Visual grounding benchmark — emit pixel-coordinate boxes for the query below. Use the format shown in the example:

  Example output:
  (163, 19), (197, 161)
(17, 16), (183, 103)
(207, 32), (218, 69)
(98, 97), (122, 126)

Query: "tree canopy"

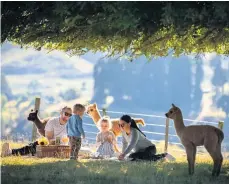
(1, 1), (229, 58)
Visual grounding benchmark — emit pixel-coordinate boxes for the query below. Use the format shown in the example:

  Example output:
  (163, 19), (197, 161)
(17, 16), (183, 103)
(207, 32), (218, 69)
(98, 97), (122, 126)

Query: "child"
(66, 104), (86, 160)
(95, 116), (118, 158)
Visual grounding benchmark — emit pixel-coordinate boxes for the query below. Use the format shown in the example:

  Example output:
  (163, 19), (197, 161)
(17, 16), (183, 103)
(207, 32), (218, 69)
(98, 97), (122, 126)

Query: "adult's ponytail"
(130, 119), (146, 137)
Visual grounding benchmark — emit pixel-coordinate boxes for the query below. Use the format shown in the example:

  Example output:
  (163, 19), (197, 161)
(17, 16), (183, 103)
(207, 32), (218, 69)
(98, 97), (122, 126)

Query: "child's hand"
(118, 153), (125, 160)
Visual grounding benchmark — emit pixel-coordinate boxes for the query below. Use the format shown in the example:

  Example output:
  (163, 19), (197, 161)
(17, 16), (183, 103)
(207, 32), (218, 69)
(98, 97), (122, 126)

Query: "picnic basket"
(36, 145), (70, 158)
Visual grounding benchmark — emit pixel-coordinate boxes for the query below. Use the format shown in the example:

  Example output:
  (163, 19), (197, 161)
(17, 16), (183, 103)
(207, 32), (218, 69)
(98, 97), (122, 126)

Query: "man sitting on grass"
(1, 106), (72, 157)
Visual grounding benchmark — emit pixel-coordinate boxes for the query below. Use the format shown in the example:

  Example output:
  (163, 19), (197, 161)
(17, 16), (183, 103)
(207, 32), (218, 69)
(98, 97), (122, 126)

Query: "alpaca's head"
(27, 109), (38, 121)
(86, 103), (99, 117)
(165, 104), (181, 120)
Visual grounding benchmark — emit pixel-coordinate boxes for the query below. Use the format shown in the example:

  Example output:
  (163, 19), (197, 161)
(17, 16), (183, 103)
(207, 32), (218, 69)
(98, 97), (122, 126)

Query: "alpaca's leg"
(192, 146), (197, 173)
(185, 145), (195, 175)
(208, 151), (219, 176)
(204, 138), (219, 176)
(215, 144), (223, 176)
(216, 153), (223, 176)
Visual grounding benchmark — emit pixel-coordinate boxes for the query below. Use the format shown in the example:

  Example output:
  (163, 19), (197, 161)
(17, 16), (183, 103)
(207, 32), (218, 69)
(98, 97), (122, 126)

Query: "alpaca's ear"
(35, 110), (38, 113)
(172, 103), (176, 108)
(93, 103), (97, 107)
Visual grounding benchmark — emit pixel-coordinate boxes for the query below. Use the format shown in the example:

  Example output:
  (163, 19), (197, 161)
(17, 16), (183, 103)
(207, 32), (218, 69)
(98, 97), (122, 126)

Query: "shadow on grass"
(1, 159), (229, 184)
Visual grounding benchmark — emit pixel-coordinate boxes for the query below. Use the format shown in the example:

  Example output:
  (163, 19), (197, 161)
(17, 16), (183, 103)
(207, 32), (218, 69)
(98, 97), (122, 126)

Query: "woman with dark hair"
(118, 115), (167, 161)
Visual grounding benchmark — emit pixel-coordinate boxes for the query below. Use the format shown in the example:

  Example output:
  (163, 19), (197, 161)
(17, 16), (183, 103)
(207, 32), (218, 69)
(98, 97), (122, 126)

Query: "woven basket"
(36, 145), (70, 158)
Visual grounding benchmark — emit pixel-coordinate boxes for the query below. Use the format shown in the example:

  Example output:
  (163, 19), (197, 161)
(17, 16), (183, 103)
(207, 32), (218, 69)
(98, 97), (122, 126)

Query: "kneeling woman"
(118, 115), (167, 161)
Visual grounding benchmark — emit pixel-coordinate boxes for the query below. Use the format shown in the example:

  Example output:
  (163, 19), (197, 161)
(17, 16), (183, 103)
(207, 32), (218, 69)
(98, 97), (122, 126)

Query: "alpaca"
(86, 103), (145, 137)
(165, 104), (224, 176)
(27, 109), (51, 136)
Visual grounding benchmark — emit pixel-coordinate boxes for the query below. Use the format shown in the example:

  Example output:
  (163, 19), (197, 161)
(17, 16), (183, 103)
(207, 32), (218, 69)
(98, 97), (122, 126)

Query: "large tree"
(1, 1), (229, 58)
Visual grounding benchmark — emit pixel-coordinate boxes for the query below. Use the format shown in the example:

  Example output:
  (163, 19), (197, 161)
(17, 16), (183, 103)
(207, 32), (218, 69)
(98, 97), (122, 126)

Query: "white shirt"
(45, 117), (67, 139)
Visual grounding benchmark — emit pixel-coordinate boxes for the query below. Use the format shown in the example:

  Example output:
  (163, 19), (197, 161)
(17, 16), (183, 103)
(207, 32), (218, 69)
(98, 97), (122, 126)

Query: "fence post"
(102, 108), (107, 116)
(218, 121), (224, 130)
(32, 97), (40, 141)
(164, 118), (170, 153)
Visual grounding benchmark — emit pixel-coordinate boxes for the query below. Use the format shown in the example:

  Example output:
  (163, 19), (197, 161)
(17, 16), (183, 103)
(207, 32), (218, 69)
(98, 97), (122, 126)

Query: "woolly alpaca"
(165, 104), (224, 176)
(86, 103), (145, 137)
(27, 109), (51, 136)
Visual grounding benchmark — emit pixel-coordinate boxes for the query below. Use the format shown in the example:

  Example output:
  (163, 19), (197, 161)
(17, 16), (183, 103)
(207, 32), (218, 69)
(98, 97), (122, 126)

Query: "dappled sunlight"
(1, 156), (64, 166)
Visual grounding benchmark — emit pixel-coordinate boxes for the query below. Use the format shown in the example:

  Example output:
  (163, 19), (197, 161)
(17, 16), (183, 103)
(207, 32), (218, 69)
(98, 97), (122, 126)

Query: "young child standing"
(95, 116), (118, 158)
(67, 104), (86, 160)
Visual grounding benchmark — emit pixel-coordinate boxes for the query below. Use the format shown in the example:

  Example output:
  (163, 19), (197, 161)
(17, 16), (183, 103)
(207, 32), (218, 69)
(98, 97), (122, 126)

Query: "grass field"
(1, 142), (229, 184)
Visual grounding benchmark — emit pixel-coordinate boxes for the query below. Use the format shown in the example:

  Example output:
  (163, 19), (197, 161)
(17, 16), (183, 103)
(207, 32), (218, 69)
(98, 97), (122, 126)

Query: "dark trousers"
(69, 136), (81, 160)
(129, 145), (167, 161)
(11, 141), (39, 156)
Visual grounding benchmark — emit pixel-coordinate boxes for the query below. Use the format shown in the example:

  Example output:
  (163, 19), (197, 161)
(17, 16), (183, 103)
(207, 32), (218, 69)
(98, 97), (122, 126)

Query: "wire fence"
(81, 108), (228, 157)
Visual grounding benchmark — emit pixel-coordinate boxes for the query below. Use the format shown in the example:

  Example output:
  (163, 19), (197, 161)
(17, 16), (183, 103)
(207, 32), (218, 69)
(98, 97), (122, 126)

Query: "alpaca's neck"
(173, 112), (185, 135)
(91, 110), (102, 125)
(34, 115), (44, 129)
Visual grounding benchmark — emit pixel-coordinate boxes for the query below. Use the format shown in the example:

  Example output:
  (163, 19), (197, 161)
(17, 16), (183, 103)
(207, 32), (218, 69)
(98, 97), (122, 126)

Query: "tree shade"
(1, 1), (229, 58)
